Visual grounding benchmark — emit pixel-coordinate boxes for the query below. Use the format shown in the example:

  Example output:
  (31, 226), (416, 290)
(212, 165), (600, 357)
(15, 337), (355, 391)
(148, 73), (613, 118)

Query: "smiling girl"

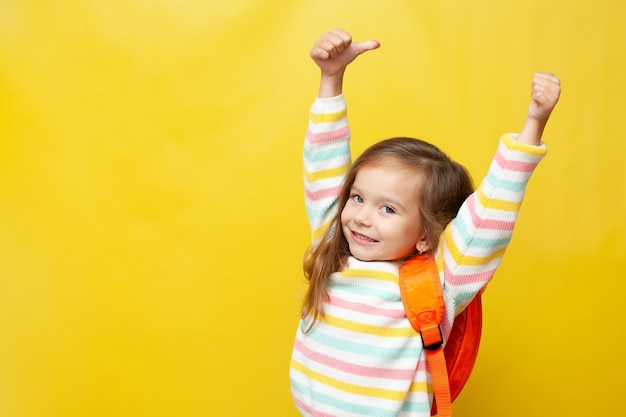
(290, 29), (560, 417)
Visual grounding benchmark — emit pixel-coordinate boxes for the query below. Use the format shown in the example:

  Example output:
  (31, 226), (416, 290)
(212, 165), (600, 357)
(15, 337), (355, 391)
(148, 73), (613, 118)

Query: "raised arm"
(438, 72), (560, 332)
(515, 72), (561, 146)
(303, 29), (380, 241)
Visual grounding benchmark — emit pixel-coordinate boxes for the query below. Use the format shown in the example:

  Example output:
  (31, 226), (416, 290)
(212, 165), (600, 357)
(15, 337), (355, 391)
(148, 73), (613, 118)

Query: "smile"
(351, 231), (378, 243)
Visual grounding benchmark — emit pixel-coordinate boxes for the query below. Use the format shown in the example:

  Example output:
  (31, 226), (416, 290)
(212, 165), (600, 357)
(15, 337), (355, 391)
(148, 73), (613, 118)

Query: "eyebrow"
(350, 184), (408, 213)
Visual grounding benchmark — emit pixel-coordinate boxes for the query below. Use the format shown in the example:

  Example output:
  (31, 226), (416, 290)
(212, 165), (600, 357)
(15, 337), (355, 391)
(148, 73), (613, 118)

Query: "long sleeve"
(303, 95), (351, 242)
(437, 134), (548, 333)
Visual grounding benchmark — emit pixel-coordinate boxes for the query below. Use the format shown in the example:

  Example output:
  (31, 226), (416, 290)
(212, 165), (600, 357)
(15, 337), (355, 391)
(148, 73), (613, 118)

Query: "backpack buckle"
(420, 324), (443, 351)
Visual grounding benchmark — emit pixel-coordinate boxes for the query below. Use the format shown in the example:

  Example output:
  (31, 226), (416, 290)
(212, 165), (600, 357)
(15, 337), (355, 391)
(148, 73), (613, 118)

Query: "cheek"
(340, 205), (350, 224)
(398, 220), (422, 242)
(409, 225), (424, 245)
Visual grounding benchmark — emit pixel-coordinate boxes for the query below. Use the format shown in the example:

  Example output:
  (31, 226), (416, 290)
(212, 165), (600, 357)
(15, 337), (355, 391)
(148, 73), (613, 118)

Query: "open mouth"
(352, 231), (378, 243)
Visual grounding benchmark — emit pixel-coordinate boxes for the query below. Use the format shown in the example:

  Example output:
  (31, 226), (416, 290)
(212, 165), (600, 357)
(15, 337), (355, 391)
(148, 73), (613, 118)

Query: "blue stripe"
(306, 204), (335, 221)
(453, 214), (511, 249)
(290, 379), (400, 417)
(304, 142), (350, 163)
(302, 320), (421, 359)
(401, 399), (432, 414)
(485, 170), (525, 192)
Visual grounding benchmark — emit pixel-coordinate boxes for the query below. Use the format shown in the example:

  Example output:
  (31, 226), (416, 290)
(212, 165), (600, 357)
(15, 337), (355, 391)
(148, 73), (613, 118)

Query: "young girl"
(290, 29), (560, 417)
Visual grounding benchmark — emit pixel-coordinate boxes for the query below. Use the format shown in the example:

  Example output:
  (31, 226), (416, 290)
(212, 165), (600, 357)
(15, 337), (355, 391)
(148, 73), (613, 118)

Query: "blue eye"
(352, 195), (363, 203)
(383, 206), (395, 214)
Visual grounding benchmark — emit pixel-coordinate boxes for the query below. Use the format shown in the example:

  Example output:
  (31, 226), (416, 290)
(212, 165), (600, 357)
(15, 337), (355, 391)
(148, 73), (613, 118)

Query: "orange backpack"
(399, 254), (483, 417)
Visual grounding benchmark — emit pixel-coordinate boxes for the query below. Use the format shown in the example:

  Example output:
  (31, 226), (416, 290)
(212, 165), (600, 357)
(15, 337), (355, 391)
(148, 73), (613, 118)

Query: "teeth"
(355, 232), (376, 242)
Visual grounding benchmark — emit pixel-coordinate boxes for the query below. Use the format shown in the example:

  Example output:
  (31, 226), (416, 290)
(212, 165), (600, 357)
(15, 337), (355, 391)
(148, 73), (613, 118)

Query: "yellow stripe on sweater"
(443, 231), (506, 266)
(475, 187), (522, 212)
(339, 269), (398, 283)
(501, 133), (548, 157)
(304, 163), (350, 183)
(408, 380), (430, 394)
(320, 315), (416, 338)
(310, 109), (347, 124)
(312, 218), (334, 241)
(291, 360), (425, 400)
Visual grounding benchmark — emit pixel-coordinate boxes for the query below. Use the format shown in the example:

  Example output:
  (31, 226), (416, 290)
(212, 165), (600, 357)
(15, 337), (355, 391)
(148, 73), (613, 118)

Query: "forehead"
(352, 163), (422, 203)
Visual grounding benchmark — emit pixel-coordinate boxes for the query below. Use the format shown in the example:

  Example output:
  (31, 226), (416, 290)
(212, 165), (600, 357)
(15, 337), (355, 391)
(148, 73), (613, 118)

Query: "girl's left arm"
(439, 136), (548, 305)
(439, 72), (560, 320)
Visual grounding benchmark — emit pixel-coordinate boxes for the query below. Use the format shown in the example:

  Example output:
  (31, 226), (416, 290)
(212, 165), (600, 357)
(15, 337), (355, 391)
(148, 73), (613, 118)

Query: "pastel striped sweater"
(290, 94), (547, 417)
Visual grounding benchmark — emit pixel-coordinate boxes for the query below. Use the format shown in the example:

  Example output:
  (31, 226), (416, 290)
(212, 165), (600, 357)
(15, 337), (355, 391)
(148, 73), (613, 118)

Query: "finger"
(324, 33), (352, 58)
(310, 31), (345, 59)
(328, 28), (353, 47)
(351, 39), (381, 56)
(532, 83), (558, 100)
(533, 72), (561, 88)
(310, 45), (330, 60)
(310, 39), (342, 59)
(324, 39), (344, 58)
(310, 39), (342, 60)
(531, 83), (560, 109)
(532, 72), (560, 95)
(533, 71), (559, 80)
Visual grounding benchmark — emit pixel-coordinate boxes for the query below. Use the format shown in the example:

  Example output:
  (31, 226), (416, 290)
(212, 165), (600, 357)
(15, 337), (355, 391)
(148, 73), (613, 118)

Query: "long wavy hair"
(301, 137), (474, 327)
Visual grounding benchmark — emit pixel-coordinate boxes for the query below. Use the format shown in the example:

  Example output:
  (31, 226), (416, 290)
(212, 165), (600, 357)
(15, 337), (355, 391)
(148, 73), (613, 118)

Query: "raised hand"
(515, 72), (561, 146)
(310, 29), (380, 77)
(528, 72), (561, 124)
(310, 29), (380, 97)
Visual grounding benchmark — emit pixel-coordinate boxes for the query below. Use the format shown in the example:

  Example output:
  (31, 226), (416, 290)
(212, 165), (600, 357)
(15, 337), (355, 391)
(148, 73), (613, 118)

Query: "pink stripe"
(444, 262), (495, 287)
(305, 185), (342, 201)
(294, 339), (415, 380)
(495, 148), (538, 172)
(307, 126), (350, 144)
(466, 197), (515, 230)
(293, 397), (336, 417)
(328, 295), (406, 319)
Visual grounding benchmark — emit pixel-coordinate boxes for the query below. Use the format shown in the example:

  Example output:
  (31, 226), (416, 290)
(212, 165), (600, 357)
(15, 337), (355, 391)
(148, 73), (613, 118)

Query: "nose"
(354, 205), (372, 226)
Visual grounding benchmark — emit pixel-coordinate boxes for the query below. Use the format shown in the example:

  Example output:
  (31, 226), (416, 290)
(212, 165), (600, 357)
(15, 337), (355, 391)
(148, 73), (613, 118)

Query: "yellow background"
(1, 1), (624, 416)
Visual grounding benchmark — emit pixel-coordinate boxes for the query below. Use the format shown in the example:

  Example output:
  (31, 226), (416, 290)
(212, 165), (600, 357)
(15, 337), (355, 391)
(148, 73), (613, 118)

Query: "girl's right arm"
(304, 95), (350, 241)
(304, 30), (380, 241)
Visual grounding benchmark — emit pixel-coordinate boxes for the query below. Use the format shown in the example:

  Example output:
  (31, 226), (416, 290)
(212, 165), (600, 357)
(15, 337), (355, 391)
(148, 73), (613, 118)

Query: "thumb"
(351, 39), (381, 56)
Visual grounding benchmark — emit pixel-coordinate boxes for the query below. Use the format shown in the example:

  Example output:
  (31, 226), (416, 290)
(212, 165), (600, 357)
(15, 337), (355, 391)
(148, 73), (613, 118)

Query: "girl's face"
(341, 163), (426, 262)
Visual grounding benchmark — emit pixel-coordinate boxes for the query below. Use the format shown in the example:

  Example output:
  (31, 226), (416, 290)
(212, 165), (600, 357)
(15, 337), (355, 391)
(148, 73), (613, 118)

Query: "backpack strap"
(399, 254), (452, 417)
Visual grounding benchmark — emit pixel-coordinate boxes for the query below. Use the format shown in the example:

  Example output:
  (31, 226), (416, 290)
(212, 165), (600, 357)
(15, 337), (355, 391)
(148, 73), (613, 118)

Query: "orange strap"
(399, 255), (452, 417)
(425, 345), (451, 417)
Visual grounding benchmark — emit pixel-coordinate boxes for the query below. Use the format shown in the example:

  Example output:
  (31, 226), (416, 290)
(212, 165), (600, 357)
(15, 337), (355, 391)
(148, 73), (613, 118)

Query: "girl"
(290, 29), (560, 417)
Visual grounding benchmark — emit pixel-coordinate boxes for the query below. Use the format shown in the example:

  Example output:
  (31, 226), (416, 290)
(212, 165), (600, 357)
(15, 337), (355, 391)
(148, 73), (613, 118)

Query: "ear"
(415, 236), (430, 255)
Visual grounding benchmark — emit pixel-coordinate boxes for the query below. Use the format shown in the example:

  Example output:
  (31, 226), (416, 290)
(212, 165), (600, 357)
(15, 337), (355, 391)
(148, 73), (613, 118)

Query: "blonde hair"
(301, 137), (474, 328)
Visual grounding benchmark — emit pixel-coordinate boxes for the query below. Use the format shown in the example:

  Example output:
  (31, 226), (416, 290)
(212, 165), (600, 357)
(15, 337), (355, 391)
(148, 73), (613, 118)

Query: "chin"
(349, 248), (375, 262)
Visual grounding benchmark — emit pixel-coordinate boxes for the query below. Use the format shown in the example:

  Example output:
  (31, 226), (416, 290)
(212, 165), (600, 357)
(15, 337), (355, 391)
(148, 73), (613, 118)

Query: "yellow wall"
(1, 1), (624, 416)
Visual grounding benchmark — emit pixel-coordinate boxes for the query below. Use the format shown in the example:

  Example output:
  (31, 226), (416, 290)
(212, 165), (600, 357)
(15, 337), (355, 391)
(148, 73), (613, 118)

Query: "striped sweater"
(290, 94), (547, 417)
